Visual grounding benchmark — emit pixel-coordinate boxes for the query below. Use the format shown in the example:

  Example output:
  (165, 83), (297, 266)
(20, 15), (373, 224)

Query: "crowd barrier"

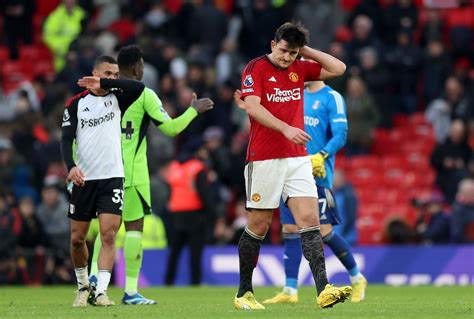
(115, 245), (474, 287)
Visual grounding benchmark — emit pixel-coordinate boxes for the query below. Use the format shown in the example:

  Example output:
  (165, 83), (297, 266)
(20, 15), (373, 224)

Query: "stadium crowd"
(0, 0), (474, 284)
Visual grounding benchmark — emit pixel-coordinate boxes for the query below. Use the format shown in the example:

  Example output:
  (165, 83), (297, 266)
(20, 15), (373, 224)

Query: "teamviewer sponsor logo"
(80, 111), (115, 128)
(266, 88), (301, 103)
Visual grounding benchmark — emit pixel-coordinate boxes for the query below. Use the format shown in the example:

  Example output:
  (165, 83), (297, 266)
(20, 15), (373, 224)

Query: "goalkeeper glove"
(309, 150), (329, 178)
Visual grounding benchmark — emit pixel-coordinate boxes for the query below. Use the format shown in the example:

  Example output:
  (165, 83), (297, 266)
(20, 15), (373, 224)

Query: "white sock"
(282, 287), (298, 296)
(350, 273), (364, 284)
(96, 270), (111, 296)
(74, 266), (89, 290)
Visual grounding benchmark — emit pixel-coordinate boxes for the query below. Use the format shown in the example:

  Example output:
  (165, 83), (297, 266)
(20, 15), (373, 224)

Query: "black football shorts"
(68, 178), (124, 221)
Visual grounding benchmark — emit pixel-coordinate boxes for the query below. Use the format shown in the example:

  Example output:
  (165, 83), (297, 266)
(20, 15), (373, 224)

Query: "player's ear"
(270, 40), (276, 50)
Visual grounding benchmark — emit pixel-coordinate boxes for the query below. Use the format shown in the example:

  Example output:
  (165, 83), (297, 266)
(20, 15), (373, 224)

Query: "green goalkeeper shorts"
(122, 185), (152, 222)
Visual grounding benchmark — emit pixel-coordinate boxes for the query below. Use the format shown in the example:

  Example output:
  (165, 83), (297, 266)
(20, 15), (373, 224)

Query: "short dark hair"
(274, 22), (309, 49)
(94, 55), (117, 68)
(117, 45), (143, 70)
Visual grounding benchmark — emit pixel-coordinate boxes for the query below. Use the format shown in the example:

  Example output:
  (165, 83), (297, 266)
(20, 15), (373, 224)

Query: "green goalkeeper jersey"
(121, 87), (197, 187)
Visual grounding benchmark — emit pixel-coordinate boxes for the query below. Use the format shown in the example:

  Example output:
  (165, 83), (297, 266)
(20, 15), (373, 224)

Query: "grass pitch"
(0, 285), (473, 319)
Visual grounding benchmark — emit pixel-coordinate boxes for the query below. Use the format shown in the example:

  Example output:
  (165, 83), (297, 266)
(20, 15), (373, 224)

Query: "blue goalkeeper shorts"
(280, 186), (341, 225)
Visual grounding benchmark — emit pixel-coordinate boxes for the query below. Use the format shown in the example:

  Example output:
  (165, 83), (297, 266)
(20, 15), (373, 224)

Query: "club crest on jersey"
(104, 100), (113, 107)
(243, 75), (254, 87)
(312, 100), (320, 110)
(289, 72), (298, 82)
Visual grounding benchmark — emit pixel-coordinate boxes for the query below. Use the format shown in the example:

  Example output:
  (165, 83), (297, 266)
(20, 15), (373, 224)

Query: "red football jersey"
(240, 56), (322, 162)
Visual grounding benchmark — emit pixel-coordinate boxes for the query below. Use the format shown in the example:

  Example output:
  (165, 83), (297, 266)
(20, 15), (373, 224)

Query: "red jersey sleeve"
(240, 57), (264, 99)
(303, 60), (322, 82)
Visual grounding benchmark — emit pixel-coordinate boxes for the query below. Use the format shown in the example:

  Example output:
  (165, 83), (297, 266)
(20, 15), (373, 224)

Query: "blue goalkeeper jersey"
(304, 85), (348, 189)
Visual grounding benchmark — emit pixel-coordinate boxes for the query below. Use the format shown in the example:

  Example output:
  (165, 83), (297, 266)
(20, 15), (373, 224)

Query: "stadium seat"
(392, 114), (409, 127)
(0, 46), (10, 62)
(383, 167), (405, 187)
(381, 156), (409, 170)
(1, 61), (34, 92)
(357, 222), (386, 245)
(19, 45), (52, 61)
(358, 203), (385, 218)
(409, 112), (428, 126)
(335, 155), (349, 171)
(346, 168), (381, 188)
(32, 60), (55, 80)
(371, 129), (399, 155)
(404, 170), (436, 188)
(400, 141), (434, 155)
(35, 0), (61, 18)
(405, 151), (431, 170)
(349, 155), (380, 170)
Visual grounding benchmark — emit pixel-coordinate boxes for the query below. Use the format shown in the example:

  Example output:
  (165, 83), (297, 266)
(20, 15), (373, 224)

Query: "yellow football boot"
(351, 276), (368, 302)
(234, 291), (265, 310)
(262, 292), (298, 304)
(316, 284), (352, 308)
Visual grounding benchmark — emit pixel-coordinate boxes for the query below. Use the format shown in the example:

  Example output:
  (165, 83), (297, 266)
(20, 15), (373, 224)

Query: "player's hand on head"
(77, 76), (101, 90)
(282, 125), (311, 145)
(66, 167), (86, 187)
(190, 92), (214, 113)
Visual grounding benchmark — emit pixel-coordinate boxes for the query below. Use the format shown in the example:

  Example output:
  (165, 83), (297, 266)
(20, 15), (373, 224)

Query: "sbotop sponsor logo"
(304, 116), (319, 127)
(266, 88), (301, 103)
(80, 111), (115, 129)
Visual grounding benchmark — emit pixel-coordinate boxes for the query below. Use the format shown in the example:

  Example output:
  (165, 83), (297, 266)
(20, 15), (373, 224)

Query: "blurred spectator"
(55, 51), (88, 94)
(215, 39), (245, 86)
(385, 218), (415, 244)
(0, 189), (21, 283)
(16, 195), (49, 284)
(0, 138), (24, 190)
(188, 0), (227, 58)
(164, 138), (214, 285)
(426, 76), (471, 143)
(16, 195), (49, 251)
(431, 119), (471, 203)
(203, 126), (231, 183)
(208, 82), (236, 136)
(358, 47), (391, 127)
(0, 0), (35, 60)
(229, 197), (248, 244)
(384, 0), (418, 44)
(43, 0), (87, 71)
(144, 0), (170, 36)
(36, 177), (70, 261)
(419, 8), (445, 46)
(107, 5), (136, 45)
(344, 76), (380, 156)
(293, 0), (335, 52)
(422, 40), (452, 104)
(236, 0), (285, 59)
(325, 41), (349, 94)
(345, 14), (384, 68)
(413, 191), (451, 244)
(385, 29), (421, 114)
(332, 168), (358, 246)
(186, 60), (212, 98)
(451, 178), (474, 243)
(94, 0), (124, 29)
(346, 0), (384, 38)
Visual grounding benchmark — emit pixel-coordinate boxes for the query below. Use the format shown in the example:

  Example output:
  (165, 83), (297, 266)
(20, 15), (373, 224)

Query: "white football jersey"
(62, 90), (124, 181)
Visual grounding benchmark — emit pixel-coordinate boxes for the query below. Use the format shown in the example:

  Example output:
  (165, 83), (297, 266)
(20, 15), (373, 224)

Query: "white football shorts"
(244, 156), (317, 209)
